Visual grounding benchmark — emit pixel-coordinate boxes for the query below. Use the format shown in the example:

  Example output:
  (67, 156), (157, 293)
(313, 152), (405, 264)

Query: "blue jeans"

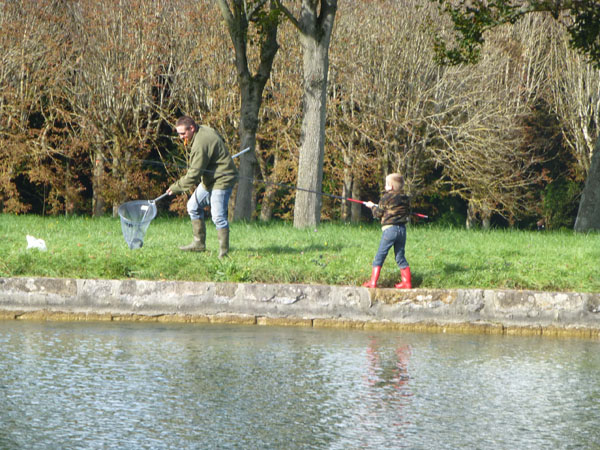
(187, 184), (232, 229)
(373, 224), (409, 268)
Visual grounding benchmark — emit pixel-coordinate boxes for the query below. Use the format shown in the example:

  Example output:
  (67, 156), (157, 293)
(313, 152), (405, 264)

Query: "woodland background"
(1, 0), (599, 229)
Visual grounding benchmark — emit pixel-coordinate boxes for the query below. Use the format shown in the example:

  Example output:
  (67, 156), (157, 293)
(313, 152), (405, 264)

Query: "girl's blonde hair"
(386, 173), (404, 191)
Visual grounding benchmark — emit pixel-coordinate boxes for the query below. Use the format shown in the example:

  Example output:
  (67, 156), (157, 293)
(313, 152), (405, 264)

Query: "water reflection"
(1, 321), (600, 449)
(333, 339), (414, 448)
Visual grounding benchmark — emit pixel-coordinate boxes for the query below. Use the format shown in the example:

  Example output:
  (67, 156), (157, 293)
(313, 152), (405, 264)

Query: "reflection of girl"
(393, 345), (411, 391)
(366, 339), (412, 393)
(363, 339), (413, 442)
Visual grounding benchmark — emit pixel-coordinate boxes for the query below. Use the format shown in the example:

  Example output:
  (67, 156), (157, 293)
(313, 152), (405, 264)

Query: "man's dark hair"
(176, 116), (197, 130)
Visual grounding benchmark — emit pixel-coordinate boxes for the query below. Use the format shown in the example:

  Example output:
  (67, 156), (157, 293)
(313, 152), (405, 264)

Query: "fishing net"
(118, 200), (158, 249)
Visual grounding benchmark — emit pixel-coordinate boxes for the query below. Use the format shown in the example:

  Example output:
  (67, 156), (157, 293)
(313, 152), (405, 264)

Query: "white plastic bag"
(26, 235), (47, 251)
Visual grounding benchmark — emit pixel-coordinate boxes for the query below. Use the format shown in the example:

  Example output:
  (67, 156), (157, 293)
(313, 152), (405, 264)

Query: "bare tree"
(216, 0), (281, 222)
(427, 17), (552, 227)
(329, 0), (443, 215)
(66, 0), (178, 216)
(253, 25), (304, 221)
(431, 0), (600, 230)
(0, 1), (80, 214)
(151, 1), (233, 187)
(547, 22), (600, 175)
(275, 0), (337, 228)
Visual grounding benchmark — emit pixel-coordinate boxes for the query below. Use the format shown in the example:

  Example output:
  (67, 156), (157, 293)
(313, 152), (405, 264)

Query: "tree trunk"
(293, 0), (337, 228)
(92, 151), (105, 217)
(481, 205), (491, 229)
(112, 141), (124, 218)
(260, 182), (277, 222)
(351, 181), (361, 223)
(233, 93), (259, 221)
(293, 41), (327, 227)
(575, 137), (600, 231)
(466, 201), (477, 229)
(257, 147), (277, 222)
(216, 0), (280, 222)
(341, 173), (351, 222)
(341, 150), (352, 222)
(65, 159), (73, 216)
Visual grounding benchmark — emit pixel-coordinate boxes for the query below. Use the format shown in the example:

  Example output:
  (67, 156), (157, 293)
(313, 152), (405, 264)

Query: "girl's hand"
(364, 201), (375, 209)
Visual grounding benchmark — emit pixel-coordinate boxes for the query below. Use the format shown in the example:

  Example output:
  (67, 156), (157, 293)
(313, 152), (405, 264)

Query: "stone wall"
(1, 277), (599, 338)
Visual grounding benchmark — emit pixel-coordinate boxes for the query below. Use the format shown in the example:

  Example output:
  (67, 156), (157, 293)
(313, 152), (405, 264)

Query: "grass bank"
(0, 214), (598, 293)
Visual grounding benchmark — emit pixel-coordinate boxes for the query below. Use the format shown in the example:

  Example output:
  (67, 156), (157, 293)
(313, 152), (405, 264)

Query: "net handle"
(151, 192), (169, 203)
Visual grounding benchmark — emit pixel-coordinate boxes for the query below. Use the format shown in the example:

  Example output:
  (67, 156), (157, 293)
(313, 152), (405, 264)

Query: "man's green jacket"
(169, 126), (238, 194)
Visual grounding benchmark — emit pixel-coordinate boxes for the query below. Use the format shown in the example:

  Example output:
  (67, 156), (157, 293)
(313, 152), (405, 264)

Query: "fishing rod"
(231, 147), (251, 158)
(345, 198), (428, 219)
(212, 175), (429, 219)
(103, 152), (429, 218)
(160, 163), (429, 219)
(96, 147), (251, 171)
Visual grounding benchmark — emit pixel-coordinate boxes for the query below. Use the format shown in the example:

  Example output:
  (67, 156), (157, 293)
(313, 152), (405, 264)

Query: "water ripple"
(0, 322), (599, 449)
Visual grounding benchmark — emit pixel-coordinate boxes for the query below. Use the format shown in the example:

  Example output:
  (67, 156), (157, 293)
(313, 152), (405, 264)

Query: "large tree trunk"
(293, 0), (337, 228)
(293, 39), (327, 227)
(233, 92), (259, 221)
(575, 137), (600, 231)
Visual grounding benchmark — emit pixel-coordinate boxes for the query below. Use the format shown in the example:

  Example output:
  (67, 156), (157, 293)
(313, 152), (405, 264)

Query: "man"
(166, 116), (238, 258)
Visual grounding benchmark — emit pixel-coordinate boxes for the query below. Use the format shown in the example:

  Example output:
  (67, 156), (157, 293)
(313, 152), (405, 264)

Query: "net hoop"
(117, 200), (158, 249)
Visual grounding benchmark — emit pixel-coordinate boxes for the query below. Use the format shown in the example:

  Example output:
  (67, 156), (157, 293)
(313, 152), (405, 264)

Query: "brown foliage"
(0, 0), (593, 228)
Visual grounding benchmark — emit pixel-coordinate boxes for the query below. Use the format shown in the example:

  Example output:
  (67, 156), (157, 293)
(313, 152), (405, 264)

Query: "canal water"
(1, 320), (599, 449)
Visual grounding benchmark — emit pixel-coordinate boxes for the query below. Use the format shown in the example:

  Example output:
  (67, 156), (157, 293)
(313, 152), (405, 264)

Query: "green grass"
(1, 214), (599, 293)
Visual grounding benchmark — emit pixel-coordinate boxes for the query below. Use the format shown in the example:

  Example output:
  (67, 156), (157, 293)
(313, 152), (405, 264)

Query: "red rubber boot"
(362, 266), (381, 288)
(395, 267), (412, 289)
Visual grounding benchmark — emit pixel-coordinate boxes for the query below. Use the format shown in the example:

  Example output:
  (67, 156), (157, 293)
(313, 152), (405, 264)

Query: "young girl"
(363, 173), (412, 289)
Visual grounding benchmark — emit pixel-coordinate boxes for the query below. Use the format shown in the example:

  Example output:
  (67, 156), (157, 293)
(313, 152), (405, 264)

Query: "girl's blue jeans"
(372, 224), (409, 268)
(187, 184), (232, 229)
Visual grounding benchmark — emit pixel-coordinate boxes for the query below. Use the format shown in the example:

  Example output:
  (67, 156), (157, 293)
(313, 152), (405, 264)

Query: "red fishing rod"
(346, 198), (428, 219)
